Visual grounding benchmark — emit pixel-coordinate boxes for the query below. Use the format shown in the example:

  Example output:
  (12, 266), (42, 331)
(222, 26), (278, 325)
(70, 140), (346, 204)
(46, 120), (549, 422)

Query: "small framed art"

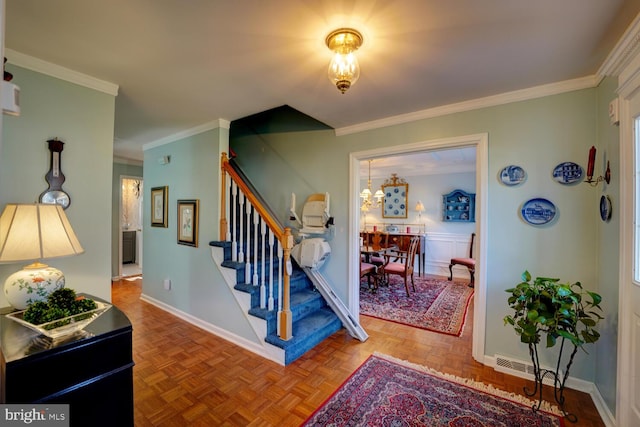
(151, 186), (168, 227)
(177, 199), (199, 247)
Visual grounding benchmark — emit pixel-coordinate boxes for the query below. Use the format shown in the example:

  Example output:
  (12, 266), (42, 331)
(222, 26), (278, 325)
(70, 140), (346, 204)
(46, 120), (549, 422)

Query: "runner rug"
(302, 353), (564, 427)
(360, 275), (473, 336)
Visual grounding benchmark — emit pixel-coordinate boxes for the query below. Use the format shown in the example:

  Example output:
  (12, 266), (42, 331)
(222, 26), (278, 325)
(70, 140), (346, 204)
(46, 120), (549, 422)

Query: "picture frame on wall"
(382, 173), (408, 219)
(177, 199), (199, 247)
(151, 186), (168, 227)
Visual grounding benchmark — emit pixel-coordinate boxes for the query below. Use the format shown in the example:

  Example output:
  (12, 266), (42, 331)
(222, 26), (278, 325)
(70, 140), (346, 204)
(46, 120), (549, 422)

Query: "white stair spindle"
(260, 220), (267, 308)
(268, 229), (275, 311)
(245, 201), (252, 284)
(231, 181), (237, 261)
(252, 208), (259, 286)
(238, 192), (245, 264)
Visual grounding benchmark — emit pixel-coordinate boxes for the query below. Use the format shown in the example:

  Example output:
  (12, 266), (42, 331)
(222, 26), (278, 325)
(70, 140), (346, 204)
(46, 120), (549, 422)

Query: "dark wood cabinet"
(122, 230), (136, 264)
(0, 296), (134, 427)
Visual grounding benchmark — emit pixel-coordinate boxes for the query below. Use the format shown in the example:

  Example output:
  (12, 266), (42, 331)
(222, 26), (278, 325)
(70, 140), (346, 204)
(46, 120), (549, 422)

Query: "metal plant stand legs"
(525, 340), (579, 423)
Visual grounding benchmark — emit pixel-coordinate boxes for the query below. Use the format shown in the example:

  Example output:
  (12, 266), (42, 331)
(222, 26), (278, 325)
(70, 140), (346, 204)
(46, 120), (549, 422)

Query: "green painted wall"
(111, 161), (143, 277)
(0, 65), (116, 304)
(232, 89), (606, 385)
(142, 127), (259, 342)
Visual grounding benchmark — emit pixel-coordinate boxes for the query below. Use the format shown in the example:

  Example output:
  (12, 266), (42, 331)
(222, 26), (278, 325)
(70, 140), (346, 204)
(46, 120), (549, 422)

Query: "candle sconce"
(585, 146), (611, 187)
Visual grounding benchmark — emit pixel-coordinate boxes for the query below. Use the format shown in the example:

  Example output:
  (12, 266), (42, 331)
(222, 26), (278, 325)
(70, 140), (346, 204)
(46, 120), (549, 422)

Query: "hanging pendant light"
(360, 160), (384, 210)
(326, 28), (363, 94)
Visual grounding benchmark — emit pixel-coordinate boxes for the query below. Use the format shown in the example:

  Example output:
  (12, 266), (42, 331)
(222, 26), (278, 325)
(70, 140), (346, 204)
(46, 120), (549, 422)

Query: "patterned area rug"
(360, 275), (473, 336)
(303, 353), (564, 427)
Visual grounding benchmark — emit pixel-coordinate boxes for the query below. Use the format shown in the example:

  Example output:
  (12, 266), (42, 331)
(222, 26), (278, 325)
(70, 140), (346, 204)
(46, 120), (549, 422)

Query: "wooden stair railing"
(220, 152), (293, 340)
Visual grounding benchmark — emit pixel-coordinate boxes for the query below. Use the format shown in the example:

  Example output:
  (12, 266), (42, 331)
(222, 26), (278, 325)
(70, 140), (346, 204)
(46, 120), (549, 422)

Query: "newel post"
(220, 152), (228, 240)
(279, 227), (294, 340)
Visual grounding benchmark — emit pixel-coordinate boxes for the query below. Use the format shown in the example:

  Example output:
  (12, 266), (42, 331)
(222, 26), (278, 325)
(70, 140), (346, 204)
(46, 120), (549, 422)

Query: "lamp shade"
(0, 203), (84, 262)
(415, 201), (425, 212)
(0, 203), (84, 309)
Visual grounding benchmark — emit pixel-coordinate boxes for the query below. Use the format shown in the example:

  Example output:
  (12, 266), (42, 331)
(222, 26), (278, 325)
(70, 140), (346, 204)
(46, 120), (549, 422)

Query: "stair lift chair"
(289, 193), (333, 270)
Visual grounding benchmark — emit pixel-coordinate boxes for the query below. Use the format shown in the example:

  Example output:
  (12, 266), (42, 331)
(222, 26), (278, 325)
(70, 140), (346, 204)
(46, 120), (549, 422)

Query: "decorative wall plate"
(552, 162), (583, 185)
(600, 195), (612, 222)
(521, 198), (556, 225)
(499, 165), (526, 186)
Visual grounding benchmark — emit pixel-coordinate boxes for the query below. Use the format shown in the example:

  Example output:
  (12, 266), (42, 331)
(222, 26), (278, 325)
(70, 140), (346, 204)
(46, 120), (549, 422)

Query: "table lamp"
(415, 201), (425, 232)
(0, 203), (84, 309)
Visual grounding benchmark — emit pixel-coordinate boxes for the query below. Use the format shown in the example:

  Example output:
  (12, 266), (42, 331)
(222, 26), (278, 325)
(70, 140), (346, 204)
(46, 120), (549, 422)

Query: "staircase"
(210, 239), (342, 365)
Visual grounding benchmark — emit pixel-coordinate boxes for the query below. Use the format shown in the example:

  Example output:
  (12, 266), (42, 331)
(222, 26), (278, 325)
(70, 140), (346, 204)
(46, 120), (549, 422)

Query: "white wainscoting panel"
(424, 232), (474, 279)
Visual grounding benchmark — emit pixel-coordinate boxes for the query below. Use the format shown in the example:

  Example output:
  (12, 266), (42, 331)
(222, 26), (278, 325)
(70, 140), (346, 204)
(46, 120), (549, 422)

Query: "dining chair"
(448, 233), (476, 287)
(360, 260), (378, 292)
(381, 236), (420, 296)
(369, 231), (389, 267)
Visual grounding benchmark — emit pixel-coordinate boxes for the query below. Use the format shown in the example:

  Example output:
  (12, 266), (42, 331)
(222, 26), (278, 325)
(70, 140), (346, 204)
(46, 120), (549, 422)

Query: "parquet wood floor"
(112, 277), (605, 426)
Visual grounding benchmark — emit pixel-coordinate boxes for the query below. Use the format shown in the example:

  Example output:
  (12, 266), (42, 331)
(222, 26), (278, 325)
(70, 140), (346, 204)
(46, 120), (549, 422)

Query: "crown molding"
(143, 118), (231, 151)
(4, 48), (119, 96)
(335, 76), (598, 136)
(599, 13), (640, 77)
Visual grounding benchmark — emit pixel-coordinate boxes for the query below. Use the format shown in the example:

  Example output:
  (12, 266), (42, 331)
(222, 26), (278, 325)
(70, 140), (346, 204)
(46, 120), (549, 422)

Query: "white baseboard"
(483, 354), (616, 426)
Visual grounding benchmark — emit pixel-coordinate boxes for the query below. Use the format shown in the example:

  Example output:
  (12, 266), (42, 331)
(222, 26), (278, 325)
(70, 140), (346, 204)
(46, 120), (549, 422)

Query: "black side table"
(0, 294), (134, 427)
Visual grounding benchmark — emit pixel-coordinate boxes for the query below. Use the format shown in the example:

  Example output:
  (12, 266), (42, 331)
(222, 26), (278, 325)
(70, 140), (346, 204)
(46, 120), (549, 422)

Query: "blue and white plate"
(552, 162), (583, 185)
(499, 165), (526, 186)
(521, 198), (556, 225)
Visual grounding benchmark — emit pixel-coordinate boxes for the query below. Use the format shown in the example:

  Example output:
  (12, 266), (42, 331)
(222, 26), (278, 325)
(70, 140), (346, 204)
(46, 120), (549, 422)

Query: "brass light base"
(325, 28), (363, 54)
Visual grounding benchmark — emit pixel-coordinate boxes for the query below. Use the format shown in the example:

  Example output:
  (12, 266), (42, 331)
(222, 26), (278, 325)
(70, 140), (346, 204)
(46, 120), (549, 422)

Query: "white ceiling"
(5, 1), (639, 162)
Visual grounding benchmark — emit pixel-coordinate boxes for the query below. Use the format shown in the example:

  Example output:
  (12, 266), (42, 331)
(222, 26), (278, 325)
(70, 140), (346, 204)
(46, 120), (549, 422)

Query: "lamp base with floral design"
(3, 262), (65, 310)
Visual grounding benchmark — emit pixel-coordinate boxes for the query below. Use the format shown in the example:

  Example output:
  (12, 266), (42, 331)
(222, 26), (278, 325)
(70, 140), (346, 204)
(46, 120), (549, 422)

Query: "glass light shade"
(328, 52), (360, 94)
(0, 203), (84, 309)
(374, 189), (385, 201)
(360, 188), (372, 199)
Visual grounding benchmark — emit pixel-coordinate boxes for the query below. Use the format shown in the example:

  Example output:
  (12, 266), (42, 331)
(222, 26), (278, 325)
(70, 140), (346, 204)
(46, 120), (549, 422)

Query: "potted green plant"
(504, 271), (603, 422)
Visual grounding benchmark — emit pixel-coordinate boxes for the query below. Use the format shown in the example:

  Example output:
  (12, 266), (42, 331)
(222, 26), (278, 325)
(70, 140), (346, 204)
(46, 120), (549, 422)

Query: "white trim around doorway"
(349, 133), (488, 362)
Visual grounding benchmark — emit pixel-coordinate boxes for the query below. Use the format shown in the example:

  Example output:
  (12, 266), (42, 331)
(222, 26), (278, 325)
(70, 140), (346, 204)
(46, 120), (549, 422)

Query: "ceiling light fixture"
(360, 160), (384, 211)
(325, 28), (363, 94)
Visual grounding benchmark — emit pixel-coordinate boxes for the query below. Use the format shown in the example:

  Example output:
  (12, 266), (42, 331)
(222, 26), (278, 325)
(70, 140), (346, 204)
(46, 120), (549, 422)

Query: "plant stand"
(525, 340), (578, 423)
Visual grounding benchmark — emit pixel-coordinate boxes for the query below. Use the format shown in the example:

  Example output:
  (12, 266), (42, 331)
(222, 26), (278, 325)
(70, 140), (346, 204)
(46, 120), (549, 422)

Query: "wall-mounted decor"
(151, 186), (168, 227)
(177, 199), (199, 247)
(382, 173), (408, 219)
(443, 189), (475, 222)
(499, 165), (526, 186)
(584, 146), (611, 187)
(521, 198), (556, 226)
(600, 195), (612, 222)
(39, 138), (71, 209)
(552, 162), (583, 185)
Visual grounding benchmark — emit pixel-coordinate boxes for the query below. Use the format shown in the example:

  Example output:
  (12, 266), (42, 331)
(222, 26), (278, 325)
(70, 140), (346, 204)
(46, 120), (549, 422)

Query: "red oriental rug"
(360, 275), (473, 336)
(302, 353), (564, 427)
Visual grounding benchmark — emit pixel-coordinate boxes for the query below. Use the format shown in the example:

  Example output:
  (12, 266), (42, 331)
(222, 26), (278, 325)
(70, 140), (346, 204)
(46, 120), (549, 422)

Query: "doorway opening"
(350, 133), (488, 362)
(119, 176), (143, 278)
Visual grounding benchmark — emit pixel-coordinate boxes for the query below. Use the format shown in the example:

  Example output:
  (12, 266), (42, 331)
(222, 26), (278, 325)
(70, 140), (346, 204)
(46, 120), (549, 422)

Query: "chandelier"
(360, 160), (384, 211)
(325, 28), (363, 94)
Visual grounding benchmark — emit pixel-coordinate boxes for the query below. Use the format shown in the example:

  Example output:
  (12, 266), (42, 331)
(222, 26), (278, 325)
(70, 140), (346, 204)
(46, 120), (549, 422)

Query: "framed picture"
(151, 186), (168, 227)
(382, 174), (408, 219)
(177, 199), (199, 247)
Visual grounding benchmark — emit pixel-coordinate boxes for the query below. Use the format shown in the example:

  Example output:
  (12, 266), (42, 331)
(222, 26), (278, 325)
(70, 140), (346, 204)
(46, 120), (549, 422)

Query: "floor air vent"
(494, 355), (560, 386)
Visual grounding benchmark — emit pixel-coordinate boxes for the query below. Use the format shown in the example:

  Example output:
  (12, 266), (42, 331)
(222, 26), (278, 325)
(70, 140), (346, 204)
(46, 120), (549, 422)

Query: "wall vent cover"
(494, 354), (561, 386)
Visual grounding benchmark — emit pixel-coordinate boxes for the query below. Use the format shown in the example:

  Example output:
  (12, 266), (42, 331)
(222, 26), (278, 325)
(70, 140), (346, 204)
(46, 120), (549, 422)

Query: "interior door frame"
(118, 174), (143, 279)
(616, 50), (640, 426)
(349, 133), (488, 362)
